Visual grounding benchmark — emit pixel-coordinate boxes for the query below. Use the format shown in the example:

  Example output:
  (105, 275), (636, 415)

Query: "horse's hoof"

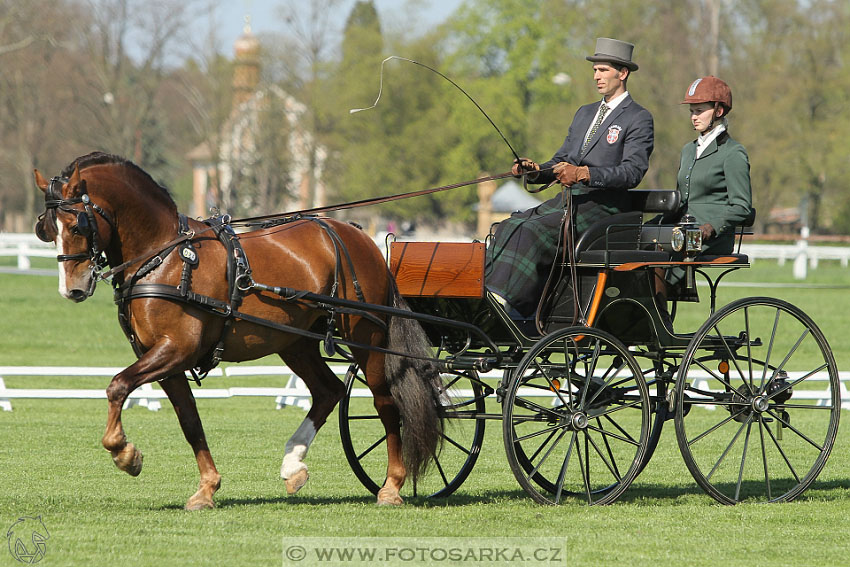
(185, 495), (215, 511)
(285, 469), (309, 495)
(377, 487), (404, 506)
(112, 443), (143, 477)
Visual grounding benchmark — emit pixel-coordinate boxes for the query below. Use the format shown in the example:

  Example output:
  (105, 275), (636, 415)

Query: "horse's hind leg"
(358, 350), (406, 506)
(279, 342), (346, 495)
(159, 375), (221, 510)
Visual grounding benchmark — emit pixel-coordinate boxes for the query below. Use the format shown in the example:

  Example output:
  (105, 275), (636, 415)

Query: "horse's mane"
(62, 152), (175, 208)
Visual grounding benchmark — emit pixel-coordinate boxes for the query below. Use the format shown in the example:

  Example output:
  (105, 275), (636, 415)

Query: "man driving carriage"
(485, 37), (655, 317)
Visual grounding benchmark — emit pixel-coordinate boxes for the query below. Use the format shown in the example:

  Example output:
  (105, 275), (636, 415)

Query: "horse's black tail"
(385, 282), (444, 485)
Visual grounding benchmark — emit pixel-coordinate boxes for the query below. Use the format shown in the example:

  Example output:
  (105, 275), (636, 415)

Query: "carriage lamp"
(671, 215), (703, 261)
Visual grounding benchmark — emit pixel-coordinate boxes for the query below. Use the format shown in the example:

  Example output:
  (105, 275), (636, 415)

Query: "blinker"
(35, 215), (53, 242)
(76, 211), (93, 238)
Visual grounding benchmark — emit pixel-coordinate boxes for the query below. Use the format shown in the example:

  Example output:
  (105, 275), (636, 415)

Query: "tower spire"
(232, 11), (260, 111)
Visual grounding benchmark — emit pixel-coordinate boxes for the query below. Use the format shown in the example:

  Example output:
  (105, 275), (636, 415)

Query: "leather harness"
(113, 214), (378, 382)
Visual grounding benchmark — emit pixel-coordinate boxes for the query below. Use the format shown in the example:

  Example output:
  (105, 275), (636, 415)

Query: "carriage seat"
(577, 195), (756, 267)
(574, 190), (681, 266)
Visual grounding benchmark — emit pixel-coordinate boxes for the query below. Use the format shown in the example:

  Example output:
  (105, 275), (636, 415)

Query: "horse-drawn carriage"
(36, 153), (839, 509)
(341, 188), (840, 506)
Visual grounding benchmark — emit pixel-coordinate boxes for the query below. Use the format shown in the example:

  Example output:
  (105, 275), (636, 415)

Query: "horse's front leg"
(101, 340), (185, 477)
(159, 375), (221, 510)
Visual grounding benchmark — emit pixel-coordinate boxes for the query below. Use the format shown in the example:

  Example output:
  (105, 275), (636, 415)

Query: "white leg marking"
(281, 418), (317, 479)
(55, 226), (68, 297)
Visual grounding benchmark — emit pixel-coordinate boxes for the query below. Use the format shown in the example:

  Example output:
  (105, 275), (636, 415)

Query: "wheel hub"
(570, 411), (589, 430)
(751, 395), (770, 413)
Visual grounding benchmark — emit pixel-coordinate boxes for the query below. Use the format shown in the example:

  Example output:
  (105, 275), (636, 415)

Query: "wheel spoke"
(711, 321), (754, 396)
(778, 403), (833, 410)
(353, 370), (368, 387)
(759, 307), (781, 389)
(531, 428), (570, 485)
(688, 407), (748, 447)
(766, 328), (810, 385)
(341, 364), (486, 499)
(514, 421), (569, 444)
(347, 413), (382, 421)
(735, 421), (753, 501)
(577, 338), (602, 408)
(552, 431), (577, 504)
(761, 415), (802, 483)
(431, 453), (450, 488)
(765, 408), (825, 451)
(587, 422), (640, 447)
(706, 415), (751, 482)
(602, 413), (639, 445)
(592, 398), (644, 419)
(574, 437), (592, 504)
(766, 363), (829, 402)
(676, 298), (837, 504)
(597, 417), (623, 480)
(440, 430), (473, 455)
(527, 428), (560, 462)
(585, 426), (623, 481)
(685, 398), (747, 408)
(513, 395), (565, 420)
(560, 339), (578, 408)
(585, 359), (629, 407)
(532, 359), (572, 409)
(758, 416), (771, 500)
(693, 356), (740, 393)
(356, 434), (388, 461)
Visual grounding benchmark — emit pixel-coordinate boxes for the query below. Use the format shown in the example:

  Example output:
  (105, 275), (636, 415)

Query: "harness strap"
(192, 215), (252, 377)
(313, 217), (367, 303)
(115, 283), (450, 365)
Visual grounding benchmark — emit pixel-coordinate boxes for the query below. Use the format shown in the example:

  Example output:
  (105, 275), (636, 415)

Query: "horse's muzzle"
(67, 289), (90, 303)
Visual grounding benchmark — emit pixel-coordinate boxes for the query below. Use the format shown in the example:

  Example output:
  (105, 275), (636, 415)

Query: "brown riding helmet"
(681, 76), (732, 113)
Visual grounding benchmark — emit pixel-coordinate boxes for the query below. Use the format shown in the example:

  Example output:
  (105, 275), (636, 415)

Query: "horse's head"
(34, 164), (115, 302)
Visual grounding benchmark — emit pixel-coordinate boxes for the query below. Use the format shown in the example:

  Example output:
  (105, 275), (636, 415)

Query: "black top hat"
(586, 37), (638, 71)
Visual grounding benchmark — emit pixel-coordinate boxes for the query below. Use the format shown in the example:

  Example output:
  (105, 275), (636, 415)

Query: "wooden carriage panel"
(390, 242), (485, 298)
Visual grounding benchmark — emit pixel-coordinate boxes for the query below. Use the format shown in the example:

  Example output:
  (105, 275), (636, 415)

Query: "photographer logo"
(6, 516), (49, 564)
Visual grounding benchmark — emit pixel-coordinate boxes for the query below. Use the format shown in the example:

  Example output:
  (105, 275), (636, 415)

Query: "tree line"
(1, 0), (848, 234)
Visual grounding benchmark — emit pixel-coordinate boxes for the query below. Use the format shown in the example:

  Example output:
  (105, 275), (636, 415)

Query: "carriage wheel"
(674, 297), (840, 504)
(338, 363), (486, 498)
(503, 327), (650, 505)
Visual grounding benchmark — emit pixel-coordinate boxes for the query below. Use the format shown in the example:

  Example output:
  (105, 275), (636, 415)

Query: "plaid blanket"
(485, 186), (630, 316)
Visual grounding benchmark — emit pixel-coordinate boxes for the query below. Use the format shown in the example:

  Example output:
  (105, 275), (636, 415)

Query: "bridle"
(36, 175), (117, 290)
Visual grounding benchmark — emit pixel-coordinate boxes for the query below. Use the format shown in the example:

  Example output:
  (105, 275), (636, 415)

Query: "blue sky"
(200, 0), (465, 54)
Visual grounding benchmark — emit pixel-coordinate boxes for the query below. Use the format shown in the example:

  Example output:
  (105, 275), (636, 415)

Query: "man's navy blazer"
(537, 94), (654, 190)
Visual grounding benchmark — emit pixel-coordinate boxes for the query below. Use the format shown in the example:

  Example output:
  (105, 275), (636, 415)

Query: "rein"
(98, 169), (519, 282)
(231, 170), (518, 227)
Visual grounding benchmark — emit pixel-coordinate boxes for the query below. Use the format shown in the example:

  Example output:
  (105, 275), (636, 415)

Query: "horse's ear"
(67, 163), (83, 196)
(34, 169), (49, 193)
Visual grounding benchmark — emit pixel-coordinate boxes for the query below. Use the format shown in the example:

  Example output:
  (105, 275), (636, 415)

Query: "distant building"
(187, 17), (326, 218)
(476, 178), (541, 239)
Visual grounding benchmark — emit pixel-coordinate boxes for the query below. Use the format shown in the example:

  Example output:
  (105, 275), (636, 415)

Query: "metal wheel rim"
(503, 327), (650, 505)
(674, 297), (840, 504)
(339, 363), (487, 498)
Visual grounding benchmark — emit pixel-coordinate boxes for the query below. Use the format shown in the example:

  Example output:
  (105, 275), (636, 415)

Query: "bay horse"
(33, 152), (442, 510)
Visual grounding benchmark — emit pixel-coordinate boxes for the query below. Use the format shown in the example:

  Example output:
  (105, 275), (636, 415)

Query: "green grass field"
(2, 266), (850, 566)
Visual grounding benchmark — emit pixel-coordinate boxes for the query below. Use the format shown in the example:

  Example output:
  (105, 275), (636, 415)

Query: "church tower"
(232, 15), (260, 111)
